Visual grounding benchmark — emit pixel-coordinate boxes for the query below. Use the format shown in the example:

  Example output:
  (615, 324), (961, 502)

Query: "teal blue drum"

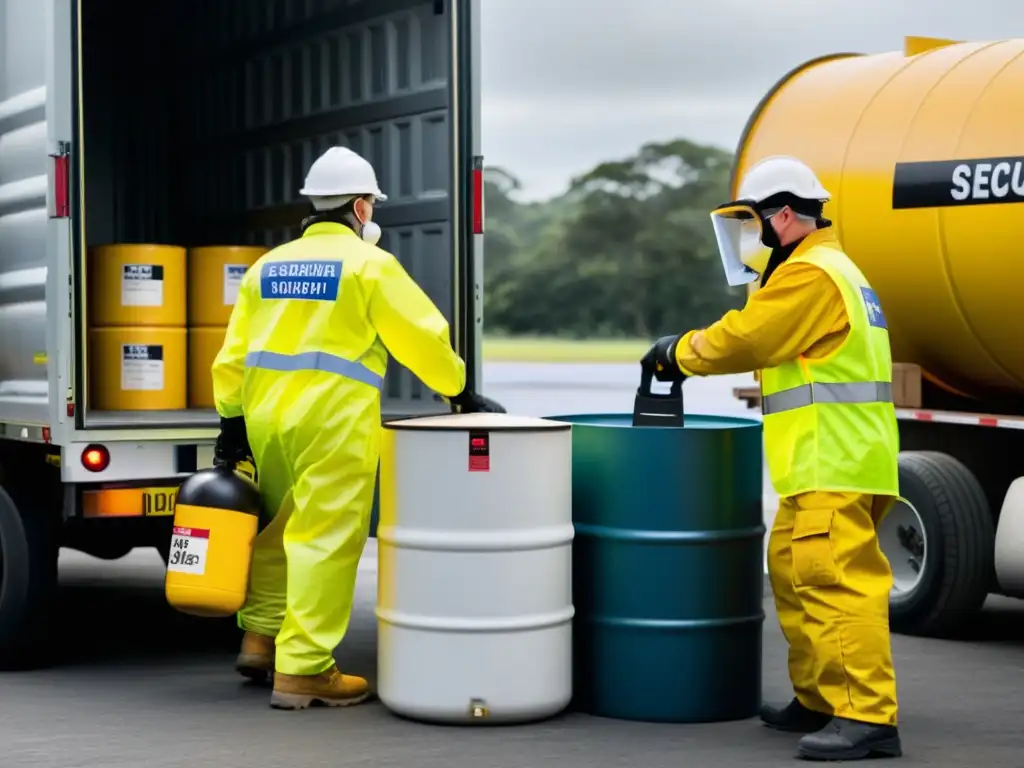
(555, 410), (765, 723)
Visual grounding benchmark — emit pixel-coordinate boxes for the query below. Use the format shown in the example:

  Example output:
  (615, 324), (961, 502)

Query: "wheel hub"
(879, 500), (928, 596)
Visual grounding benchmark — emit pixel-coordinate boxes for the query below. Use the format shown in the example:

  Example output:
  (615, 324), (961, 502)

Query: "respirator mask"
(358, 219), (382, 246)
(301, 197), (383, 246)
(350, 196), (382, 246)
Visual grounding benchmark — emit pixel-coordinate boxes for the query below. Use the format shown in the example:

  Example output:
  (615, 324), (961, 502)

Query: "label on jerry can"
(167, 526), (210, 575)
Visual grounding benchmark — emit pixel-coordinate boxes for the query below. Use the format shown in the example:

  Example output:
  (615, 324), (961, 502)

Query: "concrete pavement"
(5, 367), (1021, 766)
(3, 546), (1024, 768)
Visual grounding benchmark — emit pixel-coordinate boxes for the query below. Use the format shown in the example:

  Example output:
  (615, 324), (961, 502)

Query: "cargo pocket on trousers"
(792, 509), (840, 587)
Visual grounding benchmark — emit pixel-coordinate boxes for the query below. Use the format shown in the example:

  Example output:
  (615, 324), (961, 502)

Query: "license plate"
(82, 486), (178, 519)
(142, 487), (177, 517)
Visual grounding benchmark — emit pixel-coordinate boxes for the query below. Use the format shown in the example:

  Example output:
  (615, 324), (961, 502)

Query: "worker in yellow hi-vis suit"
(640, 156), (901, 762)
(213, 146), (504, 711)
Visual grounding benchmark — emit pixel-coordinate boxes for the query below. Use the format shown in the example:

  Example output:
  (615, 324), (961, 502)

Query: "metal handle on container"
(632, 367), (684, 427)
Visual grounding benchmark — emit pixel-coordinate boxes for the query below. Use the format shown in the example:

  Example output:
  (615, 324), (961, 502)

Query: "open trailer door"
(73, 0), (484, 435)
(448, 0), (485, 406)
(0, 0), (74, 443)
(371, 0), (485, 414)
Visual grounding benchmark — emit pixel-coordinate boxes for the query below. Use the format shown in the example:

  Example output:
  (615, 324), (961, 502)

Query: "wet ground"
(5, 365), (1024, 767)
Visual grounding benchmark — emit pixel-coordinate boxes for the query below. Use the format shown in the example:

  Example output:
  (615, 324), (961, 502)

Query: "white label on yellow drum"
(121, 344), (165, 391)
(167, 526), (209, 575)
(121, 264), (164, 307)
(223, 264), (248, 305)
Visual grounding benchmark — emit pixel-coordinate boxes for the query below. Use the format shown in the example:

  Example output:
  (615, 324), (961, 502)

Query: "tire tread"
(0, 484), (58, 670)
(896, 451), (994, 637)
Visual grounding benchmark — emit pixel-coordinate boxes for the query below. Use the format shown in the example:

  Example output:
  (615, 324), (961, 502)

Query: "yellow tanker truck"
(732, 36), (1024, 638)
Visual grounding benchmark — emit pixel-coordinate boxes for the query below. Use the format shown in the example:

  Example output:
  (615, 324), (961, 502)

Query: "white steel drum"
(377, 413), (574, 724)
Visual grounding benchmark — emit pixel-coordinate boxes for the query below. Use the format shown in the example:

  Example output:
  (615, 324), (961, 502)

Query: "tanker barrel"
(733, 37), (1024, 401)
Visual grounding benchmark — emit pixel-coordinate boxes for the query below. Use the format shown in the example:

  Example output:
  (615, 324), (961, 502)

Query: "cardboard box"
(892, 363), (922, 408)
(733, 386), (762, 410)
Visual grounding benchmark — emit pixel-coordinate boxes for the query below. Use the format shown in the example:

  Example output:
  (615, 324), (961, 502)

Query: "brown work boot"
(270, 666), (372, 710)
(235, 631), (275, 684)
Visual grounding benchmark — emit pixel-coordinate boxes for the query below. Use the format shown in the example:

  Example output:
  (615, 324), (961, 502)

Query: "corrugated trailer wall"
(80, 0), (462, 418)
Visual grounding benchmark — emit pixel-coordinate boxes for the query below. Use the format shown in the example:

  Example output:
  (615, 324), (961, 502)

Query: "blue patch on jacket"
(260, 260), (342, 301)
(860, 287), (887, 329)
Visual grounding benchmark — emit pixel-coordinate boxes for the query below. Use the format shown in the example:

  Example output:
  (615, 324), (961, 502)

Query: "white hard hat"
(709, 156), (830, 288)
(737, 155), (830, 205)
(299, 146), (388, 208)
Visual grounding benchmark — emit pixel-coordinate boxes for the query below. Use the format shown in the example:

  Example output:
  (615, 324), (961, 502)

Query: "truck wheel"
(881, 452), (994, 637)
(0, 486), (58, 669)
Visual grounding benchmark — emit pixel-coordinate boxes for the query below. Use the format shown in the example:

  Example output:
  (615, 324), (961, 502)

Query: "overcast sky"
(479, 0), (1024, 200)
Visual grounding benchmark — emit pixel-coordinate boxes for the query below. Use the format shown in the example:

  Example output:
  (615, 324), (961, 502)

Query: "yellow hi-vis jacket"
(211, 221), (466, 678)
(760, 244), (899, 498)
(212, 221), (466, 418)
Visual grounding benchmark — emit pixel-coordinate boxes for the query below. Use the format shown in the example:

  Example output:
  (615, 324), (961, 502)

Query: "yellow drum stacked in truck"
(88, 244), (187, 410)
(733, 36), (1024, 401)
(187, 246), (266, 408)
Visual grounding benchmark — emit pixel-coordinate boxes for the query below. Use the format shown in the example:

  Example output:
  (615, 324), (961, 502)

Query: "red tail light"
(82, 444), (110, 472)
(472, 156), (484, 235)
(51, 152), (70, 219)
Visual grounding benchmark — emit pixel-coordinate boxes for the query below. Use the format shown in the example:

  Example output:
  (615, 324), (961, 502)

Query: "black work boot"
(797, 717), (902, 761)
(760, 698), (832, 733)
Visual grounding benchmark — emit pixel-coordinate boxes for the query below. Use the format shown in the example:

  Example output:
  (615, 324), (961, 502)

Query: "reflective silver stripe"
(245, 350), (384, 390)
(762, 381), (892, 416)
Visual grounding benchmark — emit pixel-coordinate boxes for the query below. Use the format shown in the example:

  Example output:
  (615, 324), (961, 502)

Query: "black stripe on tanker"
(892, 156), (1024, 209)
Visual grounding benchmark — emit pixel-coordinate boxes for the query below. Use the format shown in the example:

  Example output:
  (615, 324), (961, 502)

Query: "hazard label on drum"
(122, 264), (164, 307)
(223, 264), (249, 306)
(167, 526), (210, 575)
(468, 431), (490, 472)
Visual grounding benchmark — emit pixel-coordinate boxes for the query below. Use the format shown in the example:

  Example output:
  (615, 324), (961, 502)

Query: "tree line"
(482, 138), (745, 339)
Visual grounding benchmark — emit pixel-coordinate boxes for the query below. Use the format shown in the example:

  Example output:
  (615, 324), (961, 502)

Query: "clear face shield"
(709, 202), (773, 287)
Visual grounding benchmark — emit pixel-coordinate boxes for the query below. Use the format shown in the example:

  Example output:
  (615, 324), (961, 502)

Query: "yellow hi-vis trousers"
(767, 491), (900, 726)
(235, 375), (380, 677)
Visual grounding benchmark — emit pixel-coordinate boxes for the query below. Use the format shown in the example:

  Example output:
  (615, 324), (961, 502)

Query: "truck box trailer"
(731, 35), (1024, 638)
(0, 0), (483, 667)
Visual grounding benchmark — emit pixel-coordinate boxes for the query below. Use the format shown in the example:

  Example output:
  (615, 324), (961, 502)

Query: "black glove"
(214, 416), (252, 467)
(449, 389), (507, 414)
(640, 334), (688, 383)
